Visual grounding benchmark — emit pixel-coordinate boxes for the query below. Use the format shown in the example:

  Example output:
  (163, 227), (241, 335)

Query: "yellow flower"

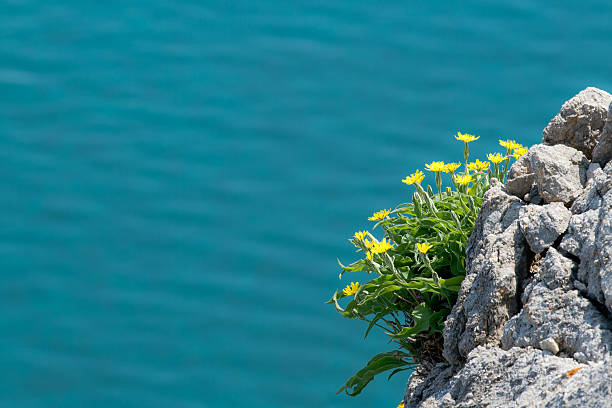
(455, 132), (480, 143)
(371, 238), (394, 254)
(425, 161), (446, 172)
(454, 174), (473, 186)
(354, 231), (368, 241)
(402, 169), (425, 185)
(443, 162), (461, 173)
(368, 209), (390, 221)
(397, 402), (405, 408)
(343, 282), (360, 296)
(466, 159), (490, 172)
(487, 152), (506, 164)
(511, 146), (528, 159)
(499, 139), (521, 150)
(364, 238), (376, 249)
(416, 242), (433, 254)
(366, 251), (373, 260)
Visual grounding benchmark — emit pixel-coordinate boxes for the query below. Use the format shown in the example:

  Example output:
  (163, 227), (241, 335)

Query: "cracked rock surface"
(442, 180), (527, 364)
(591, 100), (612, 166)
(518, 203), (571, 254)
(404, 348), (612, 408)
(542, 86), (612, 159)
(528, 144), (589, 205)
(404, 87), (612, 407)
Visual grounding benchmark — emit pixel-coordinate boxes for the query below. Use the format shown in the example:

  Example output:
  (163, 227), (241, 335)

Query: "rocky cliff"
(403, 87), (612, 407)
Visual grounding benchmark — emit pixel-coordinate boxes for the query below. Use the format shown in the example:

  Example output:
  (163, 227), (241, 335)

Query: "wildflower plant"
(328, 132), (526, 396)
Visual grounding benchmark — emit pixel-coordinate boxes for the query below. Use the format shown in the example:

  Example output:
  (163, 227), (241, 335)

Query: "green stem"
(503, 157), (511, 182)
(416, 183), (437, 214)
(423, 255), (436, 277)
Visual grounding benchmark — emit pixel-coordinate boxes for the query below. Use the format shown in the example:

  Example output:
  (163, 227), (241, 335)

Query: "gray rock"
(545, 357), (612, 408)
(404, 346), (612, 408)
(538, 246), (575, 290)
(403, 363), (455, 408)
(518, 202), (571, 253)
(501, 249), (612, 363)
(559, 209), (599, 256)
(560, 185), (612, 314)
(526, 183), (543, 205)
(592, 101), (612, 166)
(540, 337), (559, 355)
(506, 152), (536, 199)
(529, 144), (588, 204)
(443, 181), (527, 364)
(605, 159), (612, 175)
(543, 87), (612, 159)
(569, 163), (611, 214)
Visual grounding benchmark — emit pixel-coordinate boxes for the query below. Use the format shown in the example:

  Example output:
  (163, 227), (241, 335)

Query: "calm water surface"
(1, 1), (611, 407)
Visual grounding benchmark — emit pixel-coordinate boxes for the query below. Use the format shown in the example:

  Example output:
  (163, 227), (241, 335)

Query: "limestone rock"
(526, 183), (543, 205)
(502, 283), (612, 362)
(543, 87), (612, 159)
(592, 101), (612, 166)
(528, 144), (588, 204)
(538, 246), (575, 291)
(501, 249), (612, 363)
(569, 163), (606, 214)
(545, 357), (612, 408)
(505, 152), (535, 199)
(518, 202), (571, 253)
(404, 347), (612, 408)
(539, 338), (559, 355)
(442, 181), (527, 364)
(403, 363), (455, 408)
(560, 181), (612, 314)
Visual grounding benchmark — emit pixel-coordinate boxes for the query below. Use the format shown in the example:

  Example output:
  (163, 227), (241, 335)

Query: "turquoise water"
(1, 1), (611, 407)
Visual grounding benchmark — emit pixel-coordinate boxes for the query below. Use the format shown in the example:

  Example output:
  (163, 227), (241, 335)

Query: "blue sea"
(1, 1), (611, 407)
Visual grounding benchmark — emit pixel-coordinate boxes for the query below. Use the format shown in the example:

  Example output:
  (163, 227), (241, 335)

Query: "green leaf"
(338, 258), (369, 277)
(439, 275), (464, 292)
(387, 366), (413, 380)
(337, 352), (410, 396)
(364, 311), (386, 339)
(389, 302), (434, 338)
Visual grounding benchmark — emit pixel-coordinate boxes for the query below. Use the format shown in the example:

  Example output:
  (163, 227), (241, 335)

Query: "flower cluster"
(331, 131), (528, 397)
(402, 133), (528, 193)
(360, 133), (528, 269)
(512, 146), (528, 159)
(495, 139), (528, 161)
